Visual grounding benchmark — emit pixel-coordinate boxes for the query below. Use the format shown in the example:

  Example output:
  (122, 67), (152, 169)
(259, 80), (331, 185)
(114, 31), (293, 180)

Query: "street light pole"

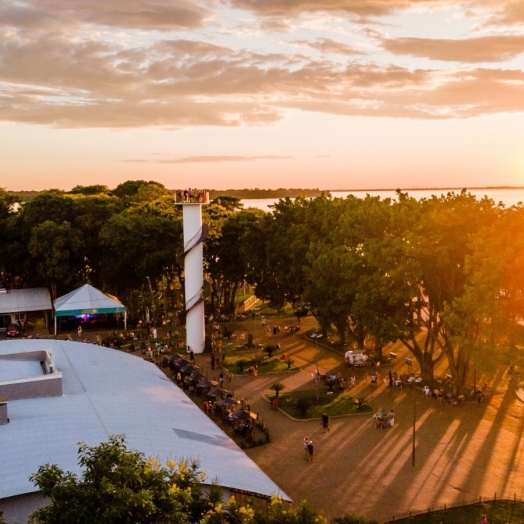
(252, 308), (260, 368)
(412, 381), (416, 466)
(146, 276), (157, 337)
(311, 333), (323, 404)
(412, 379), (423, 467)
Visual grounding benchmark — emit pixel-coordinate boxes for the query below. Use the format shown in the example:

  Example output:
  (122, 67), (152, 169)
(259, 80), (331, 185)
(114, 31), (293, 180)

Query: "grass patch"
(267, 388), (372, 419)
(223, 350), (298, 375)
(392, 500), (524, 523)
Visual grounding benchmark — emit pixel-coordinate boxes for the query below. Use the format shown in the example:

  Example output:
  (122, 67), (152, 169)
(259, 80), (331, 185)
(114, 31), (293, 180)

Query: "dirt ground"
(192, 316), (524, 523)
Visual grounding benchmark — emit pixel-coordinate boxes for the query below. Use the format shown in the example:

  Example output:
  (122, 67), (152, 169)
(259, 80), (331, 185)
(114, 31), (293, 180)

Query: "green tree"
(409, 192), (498, 387)
(0, 188), (17, 287)
(28, 220), (83, 298)
(112, 180), (170, 207)
(69, 185), (111, 195)
(211, 196), (244, 211)
(99, 209), (183, 310)
(29, 435), (336, 524)
(29, 435), (209, 524)
(206, 208), (265, 314)
(445, 205), (524, 390)
(244, 197), (314, 309)
(69, 194), (123, 286)
(269, 382), (285, 398)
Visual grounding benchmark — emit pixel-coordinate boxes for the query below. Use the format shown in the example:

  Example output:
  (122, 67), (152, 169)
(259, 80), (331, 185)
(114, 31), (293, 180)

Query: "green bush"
(296, 397), (312, 416)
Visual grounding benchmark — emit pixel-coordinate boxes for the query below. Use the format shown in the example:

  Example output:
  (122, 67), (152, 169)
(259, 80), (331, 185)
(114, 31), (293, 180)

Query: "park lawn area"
(224, 350), (299, 375)
(267, 388), (372, 419)
(392, 500), (524, 523)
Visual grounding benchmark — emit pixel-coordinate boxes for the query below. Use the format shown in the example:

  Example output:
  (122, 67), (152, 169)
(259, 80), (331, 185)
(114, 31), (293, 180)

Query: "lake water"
(242, 189), (524, 211)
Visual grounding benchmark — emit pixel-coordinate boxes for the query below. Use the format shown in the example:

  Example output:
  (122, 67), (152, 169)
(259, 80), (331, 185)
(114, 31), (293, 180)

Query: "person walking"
(321, 412), (330, 432)
(303, 436), (310, 461)
(480, 515), (488, 524)
(307, 439), (314, 462)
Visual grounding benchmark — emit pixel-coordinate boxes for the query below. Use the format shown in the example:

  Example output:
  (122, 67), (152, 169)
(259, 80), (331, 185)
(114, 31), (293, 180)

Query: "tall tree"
(0, 188), (17, 287)
(28, 220), (83, 298)
(29, 435), (209, 524)
(29, 435), (347, 524)
(99, 207), (183, 318)
(206, 208), (265, 313)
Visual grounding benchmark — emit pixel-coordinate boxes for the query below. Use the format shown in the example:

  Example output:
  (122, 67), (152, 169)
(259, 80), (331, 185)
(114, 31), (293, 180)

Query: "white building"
(0, 340), (288, 523)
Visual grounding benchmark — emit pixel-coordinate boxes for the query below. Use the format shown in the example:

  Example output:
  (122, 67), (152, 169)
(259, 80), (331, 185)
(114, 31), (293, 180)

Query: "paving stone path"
(194, 325), (524, 523)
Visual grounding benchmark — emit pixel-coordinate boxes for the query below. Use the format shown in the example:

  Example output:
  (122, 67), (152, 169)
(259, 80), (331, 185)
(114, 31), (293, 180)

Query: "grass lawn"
(223, 350), (299, 375)
(267, 388), (373, 419)
(391, 500), (524, 523)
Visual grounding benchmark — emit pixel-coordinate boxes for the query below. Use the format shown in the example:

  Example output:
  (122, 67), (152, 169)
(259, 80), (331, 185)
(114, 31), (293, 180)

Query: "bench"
(389, 352), (397, 360)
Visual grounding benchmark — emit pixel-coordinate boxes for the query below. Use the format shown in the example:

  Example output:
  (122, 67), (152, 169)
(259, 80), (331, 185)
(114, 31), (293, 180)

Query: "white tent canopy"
(53, 284), (127, 334)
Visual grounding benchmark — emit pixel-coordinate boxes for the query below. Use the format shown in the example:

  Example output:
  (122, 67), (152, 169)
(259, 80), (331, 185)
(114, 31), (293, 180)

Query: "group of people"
(303, 436), (314, 462)
(175, 188), (208, 203)
(373, 408), (395, 429)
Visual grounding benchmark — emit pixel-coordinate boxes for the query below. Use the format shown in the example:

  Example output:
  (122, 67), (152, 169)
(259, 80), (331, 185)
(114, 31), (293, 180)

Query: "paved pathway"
(199, 334), (524, 523)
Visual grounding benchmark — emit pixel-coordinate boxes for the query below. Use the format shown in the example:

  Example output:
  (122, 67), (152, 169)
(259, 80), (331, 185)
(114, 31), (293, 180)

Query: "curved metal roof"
(0, 340), (288, 502)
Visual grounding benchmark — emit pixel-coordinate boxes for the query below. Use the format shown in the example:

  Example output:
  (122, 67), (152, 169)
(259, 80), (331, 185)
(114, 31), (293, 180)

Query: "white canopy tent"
(53, 284), (127, 334)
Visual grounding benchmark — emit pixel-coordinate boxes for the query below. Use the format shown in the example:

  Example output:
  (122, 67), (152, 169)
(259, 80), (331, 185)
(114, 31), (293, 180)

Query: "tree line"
(1, 183), (522, 393)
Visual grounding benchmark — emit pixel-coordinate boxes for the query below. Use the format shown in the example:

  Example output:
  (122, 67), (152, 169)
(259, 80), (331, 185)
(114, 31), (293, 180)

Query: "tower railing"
(184, 224), (209, 253)
(186, 289), (204, 311)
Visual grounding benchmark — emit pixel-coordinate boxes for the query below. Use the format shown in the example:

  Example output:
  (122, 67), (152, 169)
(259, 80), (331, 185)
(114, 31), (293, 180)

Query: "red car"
(6, 324), (21, 337)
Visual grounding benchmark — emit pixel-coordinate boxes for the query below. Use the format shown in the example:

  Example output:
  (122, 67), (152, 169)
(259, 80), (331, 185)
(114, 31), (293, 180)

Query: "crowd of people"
(373, 408), (395, 429)
(175, 188), (208, 203)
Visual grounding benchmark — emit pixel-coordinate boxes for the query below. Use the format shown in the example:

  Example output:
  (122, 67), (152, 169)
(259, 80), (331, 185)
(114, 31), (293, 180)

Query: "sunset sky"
(1, 0), (524, 191)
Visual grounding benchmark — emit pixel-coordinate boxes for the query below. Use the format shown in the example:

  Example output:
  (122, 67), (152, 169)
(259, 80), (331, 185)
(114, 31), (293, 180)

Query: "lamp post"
(412, 378), (422, 467)
(311, 333), (323, 404)
(252, 307), (260, 368)
(146, 276), (157, 338)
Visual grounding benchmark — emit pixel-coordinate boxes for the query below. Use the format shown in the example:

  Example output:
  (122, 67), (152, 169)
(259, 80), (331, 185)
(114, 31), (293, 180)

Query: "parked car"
(6, 324), (21, 337)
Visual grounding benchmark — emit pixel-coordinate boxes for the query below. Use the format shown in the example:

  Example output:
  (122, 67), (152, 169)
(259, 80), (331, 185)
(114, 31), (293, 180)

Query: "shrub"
(269, 382), (285, 397)
(296, 397), (312, 416)
(264, 345), (277, 357)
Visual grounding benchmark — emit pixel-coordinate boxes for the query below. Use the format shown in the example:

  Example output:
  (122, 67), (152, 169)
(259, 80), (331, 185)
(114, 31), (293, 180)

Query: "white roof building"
(0, 340), (288, 523)
(0, 288), (52, 316)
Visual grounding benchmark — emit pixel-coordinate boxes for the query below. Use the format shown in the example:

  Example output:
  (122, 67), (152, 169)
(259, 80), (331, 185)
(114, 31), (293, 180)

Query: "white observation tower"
(175, 189), (209, 354)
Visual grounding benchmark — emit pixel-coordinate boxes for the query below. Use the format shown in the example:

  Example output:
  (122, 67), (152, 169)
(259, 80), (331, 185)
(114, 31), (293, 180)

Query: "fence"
(388, 493), (522, 522)
(235, 295), (259, 316)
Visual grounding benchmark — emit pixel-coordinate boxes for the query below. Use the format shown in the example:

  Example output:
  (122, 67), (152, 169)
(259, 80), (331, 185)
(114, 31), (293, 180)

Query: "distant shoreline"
(327, 186), (524, 192)
(6, 186), (524, 203)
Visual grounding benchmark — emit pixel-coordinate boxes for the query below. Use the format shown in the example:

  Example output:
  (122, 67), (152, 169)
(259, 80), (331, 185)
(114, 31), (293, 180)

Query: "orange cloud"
(1, 0), (524, 129)
(382, 35), (524, 62)
(483, 1), (524, 27)
(292, 38), (366, 56)
(225, 0), (448, 18)
(0, 0), (212, 31)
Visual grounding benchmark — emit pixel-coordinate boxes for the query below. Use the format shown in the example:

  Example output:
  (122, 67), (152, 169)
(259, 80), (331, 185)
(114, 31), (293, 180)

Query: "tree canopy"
(29, 435), (379, 524)
(2, 182), (523, 393)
